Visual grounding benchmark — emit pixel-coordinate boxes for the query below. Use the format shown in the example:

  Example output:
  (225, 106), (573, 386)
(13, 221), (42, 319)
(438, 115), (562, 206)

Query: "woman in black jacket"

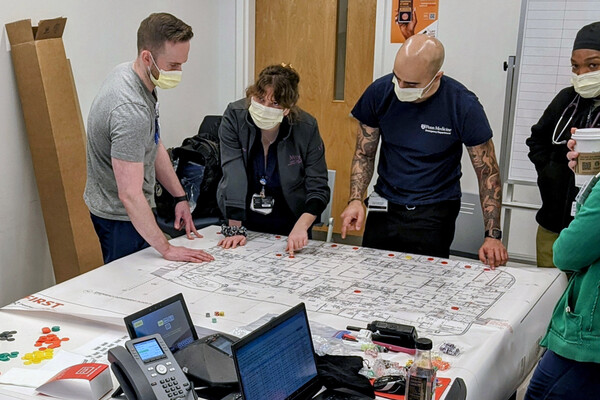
(526, 21), (600, 268)
(216, 64), (330, 255)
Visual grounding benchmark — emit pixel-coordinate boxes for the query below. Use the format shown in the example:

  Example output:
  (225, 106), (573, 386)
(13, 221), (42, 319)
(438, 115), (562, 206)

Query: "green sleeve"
(553, 181), (600, 271)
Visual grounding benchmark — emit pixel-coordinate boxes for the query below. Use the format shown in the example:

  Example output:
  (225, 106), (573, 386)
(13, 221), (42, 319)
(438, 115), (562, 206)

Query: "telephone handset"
(108, 334), (196, 400)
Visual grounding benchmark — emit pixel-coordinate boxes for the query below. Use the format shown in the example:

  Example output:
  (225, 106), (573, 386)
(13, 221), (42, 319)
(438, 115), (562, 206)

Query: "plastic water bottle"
(405, 337), (436, 400)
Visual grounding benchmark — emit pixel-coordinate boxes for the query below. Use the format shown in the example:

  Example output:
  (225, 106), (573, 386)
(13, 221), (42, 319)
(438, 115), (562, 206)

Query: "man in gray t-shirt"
(84, 13), (213, 264)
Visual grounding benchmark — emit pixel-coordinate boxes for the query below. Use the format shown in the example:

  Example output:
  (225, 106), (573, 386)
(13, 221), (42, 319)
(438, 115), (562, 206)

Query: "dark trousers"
(525, 350), (600, 400)
(362, 200), (460, 258)
(90, 213), (150, 264)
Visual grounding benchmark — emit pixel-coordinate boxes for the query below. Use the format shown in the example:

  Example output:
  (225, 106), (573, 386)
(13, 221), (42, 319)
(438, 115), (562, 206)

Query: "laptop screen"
(124, 293), (198, 353)
(232, 303), (320, 400)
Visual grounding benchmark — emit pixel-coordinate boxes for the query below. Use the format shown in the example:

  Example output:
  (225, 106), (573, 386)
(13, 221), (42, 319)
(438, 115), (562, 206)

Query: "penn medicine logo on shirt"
(421, 124), (452, 135)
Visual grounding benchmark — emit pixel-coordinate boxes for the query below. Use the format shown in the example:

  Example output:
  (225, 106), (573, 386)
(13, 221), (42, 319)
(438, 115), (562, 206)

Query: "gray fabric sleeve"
(219, 104), (248, 220)
(302, 119), (330, 215)
(109, 102), (153, 162)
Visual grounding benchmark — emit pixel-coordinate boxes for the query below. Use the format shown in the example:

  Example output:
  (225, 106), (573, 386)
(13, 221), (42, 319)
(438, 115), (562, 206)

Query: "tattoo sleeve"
(467, 139), (502, 231)
(349, 123), (380, 201)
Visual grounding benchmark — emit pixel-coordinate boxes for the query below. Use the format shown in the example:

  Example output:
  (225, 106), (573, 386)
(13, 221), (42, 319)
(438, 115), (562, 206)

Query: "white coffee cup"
(571, 128), (600, 187)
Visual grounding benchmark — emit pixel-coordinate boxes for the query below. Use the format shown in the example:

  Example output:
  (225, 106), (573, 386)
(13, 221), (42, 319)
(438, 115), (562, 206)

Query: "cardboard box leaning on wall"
(5, 18), (103, 283)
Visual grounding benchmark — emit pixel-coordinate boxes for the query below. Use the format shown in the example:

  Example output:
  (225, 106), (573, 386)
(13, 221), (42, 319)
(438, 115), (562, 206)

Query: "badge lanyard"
(259, 177), (267, 197)
(154, 101), (160, 145)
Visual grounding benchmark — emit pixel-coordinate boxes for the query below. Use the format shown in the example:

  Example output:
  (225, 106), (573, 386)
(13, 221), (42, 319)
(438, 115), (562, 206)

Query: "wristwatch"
(484, 228), (502, 240)
(173, 195), (188, 204)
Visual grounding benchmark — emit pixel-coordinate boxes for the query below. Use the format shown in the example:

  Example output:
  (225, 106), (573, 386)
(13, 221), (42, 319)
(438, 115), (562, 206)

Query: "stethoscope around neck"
(553, 94), (600, 145)
(552, 95), (580, 145)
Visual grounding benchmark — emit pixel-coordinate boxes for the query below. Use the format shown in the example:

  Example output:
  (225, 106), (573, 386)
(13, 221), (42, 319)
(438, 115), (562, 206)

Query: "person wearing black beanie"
(526, 22), (600, 269)
(525, 21), (600, 400)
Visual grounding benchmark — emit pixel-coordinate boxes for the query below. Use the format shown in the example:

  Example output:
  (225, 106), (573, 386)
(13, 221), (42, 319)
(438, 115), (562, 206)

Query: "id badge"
(250, 194), (274, 215)
(367, 192), (388, 212)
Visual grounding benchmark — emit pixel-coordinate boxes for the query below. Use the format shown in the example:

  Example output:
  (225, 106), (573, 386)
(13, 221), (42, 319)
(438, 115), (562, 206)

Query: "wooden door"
(255, 0), (376, 236)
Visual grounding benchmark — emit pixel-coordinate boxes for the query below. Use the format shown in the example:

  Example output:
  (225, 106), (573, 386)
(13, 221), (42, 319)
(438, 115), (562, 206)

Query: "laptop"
(230, 303), (373, 400)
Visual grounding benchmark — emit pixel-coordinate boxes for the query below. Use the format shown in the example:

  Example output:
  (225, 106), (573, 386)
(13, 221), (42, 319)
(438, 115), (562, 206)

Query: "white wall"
(0, 0), (238, 306)
(373, 0), (538, 261)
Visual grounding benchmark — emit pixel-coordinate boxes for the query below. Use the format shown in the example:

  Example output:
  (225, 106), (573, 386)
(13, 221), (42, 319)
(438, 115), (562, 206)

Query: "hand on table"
(174, 201), (202, 240)
(218, 235), (247, 249)
(478, 238), (508, 270)
(340, 200), (365, 239)
(162, 244), (214, 263)
(286, 225), (309, 257)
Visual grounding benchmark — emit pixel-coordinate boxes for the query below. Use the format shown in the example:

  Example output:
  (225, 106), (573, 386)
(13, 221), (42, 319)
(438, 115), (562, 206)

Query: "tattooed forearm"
(467, 139), (502, 231)
(349, 123), (380, 200)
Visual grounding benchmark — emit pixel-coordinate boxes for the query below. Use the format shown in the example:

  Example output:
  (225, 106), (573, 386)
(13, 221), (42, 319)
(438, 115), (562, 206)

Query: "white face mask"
(148, 53), (182, 90)
(572, 70), (600, 99)
(249, 98), (285, 130)
(392, 72), (438, 102)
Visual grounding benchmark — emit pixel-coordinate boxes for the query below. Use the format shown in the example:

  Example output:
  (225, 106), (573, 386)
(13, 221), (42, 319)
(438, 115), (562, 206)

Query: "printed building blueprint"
(149, 230), (514, 336)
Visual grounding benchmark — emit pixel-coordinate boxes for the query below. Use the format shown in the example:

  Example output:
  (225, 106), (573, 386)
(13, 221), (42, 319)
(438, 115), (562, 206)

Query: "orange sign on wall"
(391, 0), (439, 43)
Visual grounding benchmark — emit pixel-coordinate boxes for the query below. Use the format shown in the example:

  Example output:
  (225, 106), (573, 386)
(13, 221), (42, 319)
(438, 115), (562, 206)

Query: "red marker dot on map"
(465, 265), (472, 269)
(276, 254), (282, 257)
(331, 244), (337, 248)
(484, 268), (491, 271)
(441, 261), (448, 265)
(354, 290), (361, 293)
(451, 306), (459, 311)
(289, 255), (295, 259)
(427, 257), (434, 261)
(275, 235), (281, 239)
(388, 254), (395, 257)
(353, 247), (359, 250)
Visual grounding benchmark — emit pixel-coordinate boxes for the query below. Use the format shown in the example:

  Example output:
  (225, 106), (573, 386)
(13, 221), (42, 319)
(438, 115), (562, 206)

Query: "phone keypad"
(160, 376), (184, 398)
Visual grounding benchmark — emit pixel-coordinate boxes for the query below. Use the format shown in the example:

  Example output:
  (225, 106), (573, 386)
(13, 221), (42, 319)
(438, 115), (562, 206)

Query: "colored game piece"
(219, 311), (225, 317)
(22, 348), (55, 365)
(432, 356), (451, 371)
(51, 326), (60, 332)
(0, 331), (17, 341)
(212, 318), (217, 323)
(42, 327), (51, 334)
(205, 312), (210, 318)
(439, 342), (460, 356)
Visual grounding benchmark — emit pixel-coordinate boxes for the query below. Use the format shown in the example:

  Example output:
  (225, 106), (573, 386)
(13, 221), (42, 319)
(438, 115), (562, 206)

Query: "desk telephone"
(108, 334), (197, 400)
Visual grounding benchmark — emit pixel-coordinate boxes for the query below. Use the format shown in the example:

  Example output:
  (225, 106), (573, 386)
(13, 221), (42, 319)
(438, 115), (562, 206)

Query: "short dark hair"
(137, 13), (193, 54)
(246, 64), (301, 121)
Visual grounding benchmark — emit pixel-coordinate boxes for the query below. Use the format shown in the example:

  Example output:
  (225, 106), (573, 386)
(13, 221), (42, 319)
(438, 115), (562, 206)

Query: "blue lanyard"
(154, 101), (160, 145)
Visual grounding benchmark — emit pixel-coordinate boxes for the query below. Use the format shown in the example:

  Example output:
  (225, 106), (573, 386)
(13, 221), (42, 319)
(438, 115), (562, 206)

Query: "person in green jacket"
(525, 169), (600, 398)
